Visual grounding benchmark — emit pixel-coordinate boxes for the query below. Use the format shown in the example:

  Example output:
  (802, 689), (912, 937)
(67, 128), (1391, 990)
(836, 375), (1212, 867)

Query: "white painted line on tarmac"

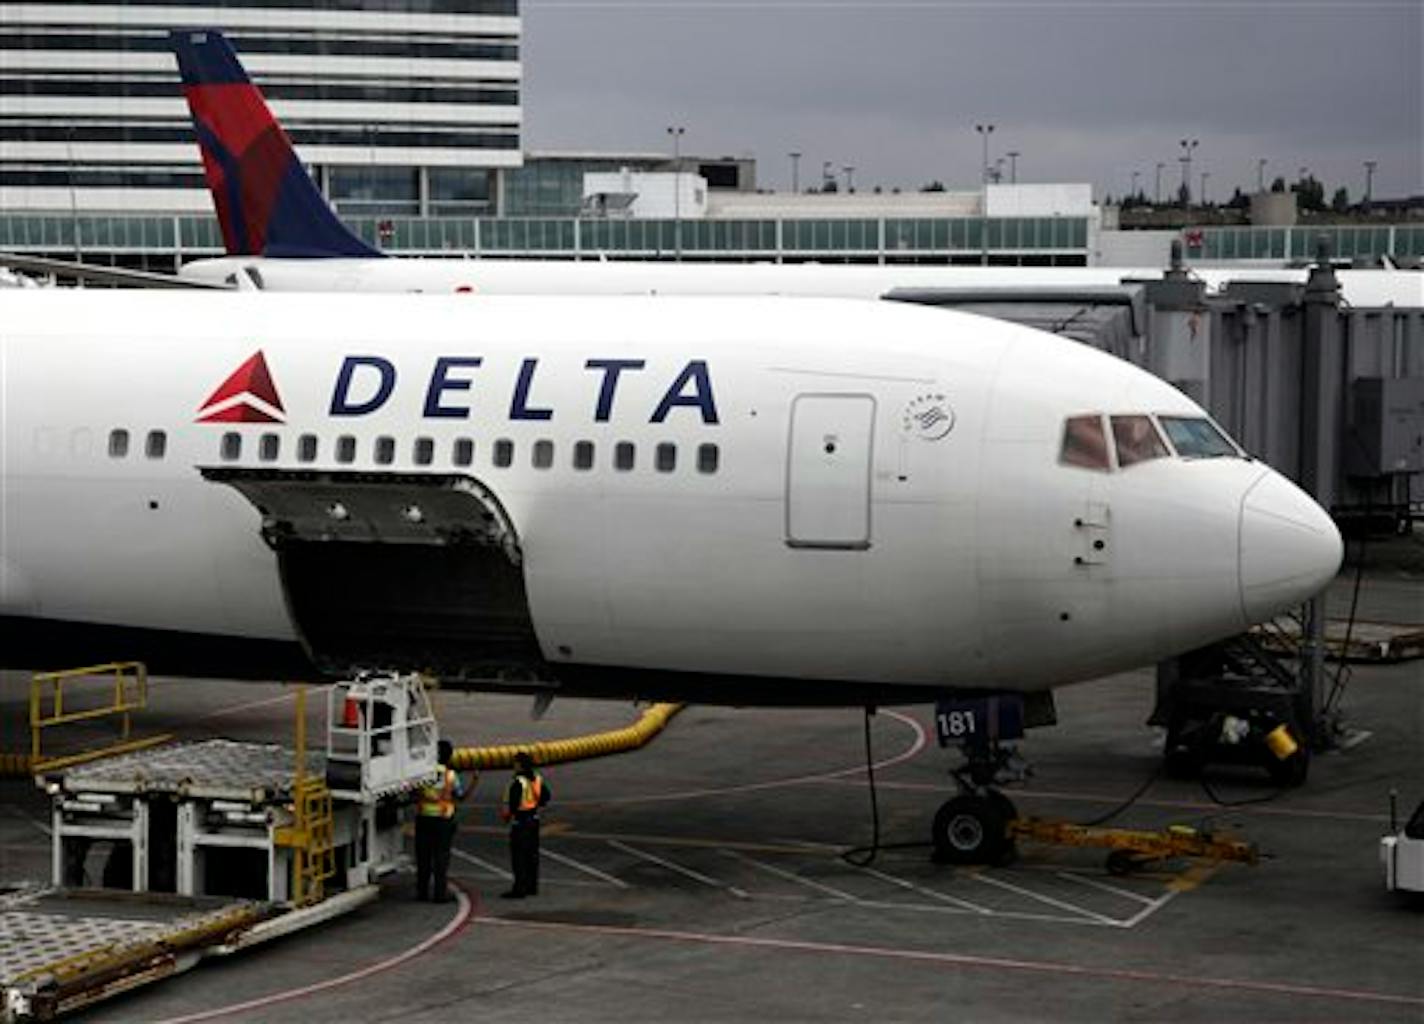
(451, 847), (511, 880)
(542, 846), (631, 889)
(1117, 889), (1182, 929)
(969, 871), (1120, 926)
(609, 839), (750, 899)
(724, 850), (861, 903)
(1055, 871), (1159, 907)
(855, 864), (994, 914)
(8, 806), (51, 837)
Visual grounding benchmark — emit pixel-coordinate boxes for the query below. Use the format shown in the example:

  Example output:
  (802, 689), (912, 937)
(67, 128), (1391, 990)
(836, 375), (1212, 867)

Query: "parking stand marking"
(724, 850), (862, 903)
(608, 840), (750, 899)
(543, 846), (631, 889)
(854, 865), (994, 914)
(1055, 871), (1159, 907)
(451, 847), (511, 880)
(969, 870), (1120, 926)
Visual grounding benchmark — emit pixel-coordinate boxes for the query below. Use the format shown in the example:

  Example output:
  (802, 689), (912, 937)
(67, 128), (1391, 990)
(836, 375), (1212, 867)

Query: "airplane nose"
(1238, 471), (1343, 624)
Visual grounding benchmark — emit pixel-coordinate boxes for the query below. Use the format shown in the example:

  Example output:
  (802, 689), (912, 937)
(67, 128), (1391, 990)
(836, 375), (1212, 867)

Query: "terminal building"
(1, 1), (1420, 270)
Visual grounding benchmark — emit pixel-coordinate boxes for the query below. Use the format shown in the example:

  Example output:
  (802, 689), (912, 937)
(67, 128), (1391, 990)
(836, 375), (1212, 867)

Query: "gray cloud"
(523, 1), (1421, 200)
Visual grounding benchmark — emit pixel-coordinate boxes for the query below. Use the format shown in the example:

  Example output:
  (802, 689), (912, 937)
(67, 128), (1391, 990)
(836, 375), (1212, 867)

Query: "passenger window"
(453, 438), (475, 467)
(533, 440), (554, 469)
(1111, 415), (1170, 468)
(614, 442), (635, 471)
(298, 434), (318, 463)
(375, 436), (395, 465)
(220, 432), (240, 462)
(1158, 416), (1241, 459)
(573, 440), (594, 470)
(493, 439), (514, 468)
(414, 437), (435, 466)
(697, 443), (719, 474)
(1059, 415), (1109, 471)
(656, 443), (677, 473)
(336, 435), (356, 464)
(259, 433), (280, 462)
(108, 429), (130, 458)
(145, 430), (166, 460)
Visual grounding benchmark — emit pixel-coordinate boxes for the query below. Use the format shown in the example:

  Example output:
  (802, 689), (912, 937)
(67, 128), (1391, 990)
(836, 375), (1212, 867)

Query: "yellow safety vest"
(419, 767), (457, 819)
(516, 774), (543, 813)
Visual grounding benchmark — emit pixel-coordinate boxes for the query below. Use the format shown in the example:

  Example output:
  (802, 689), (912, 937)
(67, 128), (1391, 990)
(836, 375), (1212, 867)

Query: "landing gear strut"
(930, 738), (1023, 865)
(927, 693), (1053, 865)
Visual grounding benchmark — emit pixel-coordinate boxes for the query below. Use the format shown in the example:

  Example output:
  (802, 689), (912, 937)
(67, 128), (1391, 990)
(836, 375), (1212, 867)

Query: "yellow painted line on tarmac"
(1167, 861), (1220, 893)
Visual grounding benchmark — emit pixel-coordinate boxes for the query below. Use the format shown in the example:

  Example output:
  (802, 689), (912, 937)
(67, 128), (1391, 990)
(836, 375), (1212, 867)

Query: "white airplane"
(166, 31), (1422, 310)
(0, 289), (1341, 855)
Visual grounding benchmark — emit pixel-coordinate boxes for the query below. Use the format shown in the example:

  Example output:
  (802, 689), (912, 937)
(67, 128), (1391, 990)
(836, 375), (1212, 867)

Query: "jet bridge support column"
(1299, 238), (1344, 749)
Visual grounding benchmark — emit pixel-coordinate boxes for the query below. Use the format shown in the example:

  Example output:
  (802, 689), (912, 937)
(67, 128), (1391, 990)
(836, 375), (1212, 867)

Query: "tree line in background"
(1111, 174), (1355, 213)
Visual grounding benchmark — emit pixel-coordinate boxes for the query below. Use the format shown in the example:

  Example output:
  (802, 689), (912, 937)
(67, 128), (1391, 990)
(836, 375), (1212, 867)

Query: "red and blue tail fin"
(170, 29), (380, 259)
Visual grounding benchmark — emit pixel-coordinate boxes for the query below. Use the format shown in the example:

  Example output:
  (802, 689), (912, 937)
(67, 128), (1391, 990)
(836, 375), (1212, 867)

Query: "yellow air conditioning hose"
(450, 702), (685, 770)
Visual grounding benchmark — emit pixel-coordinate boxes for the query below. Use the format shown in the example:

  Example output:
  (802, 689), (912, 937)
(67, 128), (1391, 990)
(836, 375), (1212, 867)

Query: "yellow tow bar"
(1007, 817), (1259, 875)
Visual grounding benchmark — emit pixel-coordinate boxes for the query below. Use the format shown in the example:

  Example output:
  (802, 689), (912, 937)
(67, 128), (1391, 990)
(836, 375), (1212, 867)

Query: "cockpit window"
(1158, 416), (1241, 459)
(1060, 415), (1111, 471)
(1111, 415), (1170, 467)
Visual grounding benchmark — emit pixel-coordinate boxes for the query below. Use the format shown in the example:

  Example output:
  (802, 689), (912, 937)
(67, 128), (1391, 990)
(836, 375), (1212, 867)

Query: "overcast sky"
(522, 0), (1422, 202)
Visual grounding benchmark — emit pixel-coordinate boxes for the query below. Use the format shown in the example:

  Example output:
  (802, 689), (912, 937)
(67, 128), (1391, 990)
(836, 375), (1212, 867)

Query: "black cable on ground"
(1197, 773), (1287, 808)
(1075, 762), (1164, 827)
(840, 707), (930, 867)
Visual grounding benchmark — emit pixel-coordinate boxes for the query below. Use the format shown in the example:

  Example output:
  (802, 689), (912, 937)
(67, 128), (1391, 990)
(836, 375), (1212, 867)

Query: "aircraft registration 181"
(0, 290), (1342, 705)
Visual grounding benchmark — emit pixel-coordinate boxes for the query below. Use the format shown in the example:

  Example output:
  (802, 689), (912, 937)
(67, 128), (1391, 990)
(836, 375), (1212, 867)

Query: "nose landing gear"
(930, 738), (1025, 865)
(927, 693), (1056, 865)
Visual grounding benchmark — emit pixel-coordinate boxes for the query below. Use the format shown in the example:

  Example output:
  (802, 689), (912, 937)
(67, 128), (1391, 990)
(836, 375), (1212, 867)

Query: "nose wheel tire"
(931, 794), (1010, 865)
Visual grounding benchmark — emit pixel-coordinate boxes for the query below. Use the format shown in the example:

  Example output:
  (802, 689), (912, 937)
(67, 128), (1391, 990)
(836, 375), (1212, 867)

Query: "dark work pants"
(510, 817), (540, 895)
(416, 815), (456, 900)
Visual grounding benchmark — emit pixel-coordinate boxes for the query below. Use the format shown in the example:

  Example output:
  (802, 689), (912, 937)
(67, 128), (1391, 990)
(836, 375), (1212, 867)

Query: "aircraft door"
(786, 393), (875, 549)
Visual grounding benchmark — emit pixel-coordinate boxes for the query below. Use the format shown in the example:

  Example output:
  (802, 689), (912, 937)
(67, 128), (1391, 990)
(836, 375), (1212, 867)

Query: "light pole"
(1154, 161), (1165, 204)
(1257, 157), (1267, 192)
(975, 124), (994, 265)
(789, 151), (801, 193)
(1200, 171), (1210, 206)
(666, 125), (684, 260)
(1363, 160), (1377, 206)
(1131, 170), (1141, 200)
(843, 165), (855, 193)
(974, 123), (995, 184)
(1178, 137), (1198, 205)
(1006, 150), (1019, 184)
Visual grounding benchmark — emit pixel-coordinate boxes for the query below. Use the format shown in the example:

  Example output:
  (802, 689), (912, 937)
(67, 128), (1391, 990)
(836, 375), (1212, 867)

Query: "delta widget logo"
(902, 393), (955, 442)
(196, 351), (285, 424)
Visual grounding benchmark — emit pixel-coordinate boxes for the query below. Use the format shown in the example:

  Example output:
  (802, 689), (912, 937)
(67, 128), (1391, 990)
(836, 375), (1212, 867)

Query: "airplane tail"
(170, 29), (381, 259)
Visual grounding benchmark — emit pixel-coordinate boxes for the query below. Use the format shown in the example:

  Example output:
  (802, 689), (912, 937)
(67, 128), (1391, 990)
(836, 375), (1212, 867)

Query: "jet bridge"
(201, 469), (548, 685)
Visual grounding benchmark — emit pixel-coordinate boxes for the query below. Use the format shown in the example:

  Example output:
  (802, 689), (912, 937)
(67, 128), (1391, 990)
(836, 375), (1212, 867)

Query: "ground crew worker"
(500, 751), (550, 898)
(415, 739), (470, 903)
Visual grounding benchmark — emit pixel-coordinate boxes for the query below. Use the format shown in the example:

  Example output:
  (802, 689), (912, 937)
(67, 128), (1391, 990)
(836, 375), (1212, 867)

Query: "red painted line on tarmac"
(560, 709), (928, 807)
(481, 916), (1424, 1009)
(818, 778), (1393, 823)
(151, 884), (476, 1024)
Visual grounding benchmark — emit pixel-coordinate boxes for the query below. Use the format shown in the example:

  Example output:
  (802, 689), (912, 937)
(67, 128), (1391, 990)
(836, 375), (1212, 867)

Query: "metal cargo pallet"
(1, 887), (262, 1022)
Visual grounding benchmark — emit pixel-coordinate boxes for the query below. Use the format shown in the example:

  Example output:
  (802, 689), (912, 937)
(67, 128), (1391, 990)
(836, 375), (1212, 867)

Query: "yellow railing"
(29, 662), (171, 771)
(273, 686), (335, 906)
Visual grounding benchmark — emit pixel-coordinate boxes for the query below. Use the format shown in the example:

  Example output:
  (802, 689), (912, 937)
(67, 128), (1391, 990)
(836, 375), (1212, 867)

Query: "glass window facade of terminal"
(1, 6), (521, 209)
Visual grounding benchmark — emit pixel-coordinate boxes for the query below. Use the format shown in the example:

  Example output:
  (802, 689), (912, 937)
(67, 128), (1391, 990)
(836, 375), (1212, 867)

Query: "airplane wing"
(0, 252), (230, 290)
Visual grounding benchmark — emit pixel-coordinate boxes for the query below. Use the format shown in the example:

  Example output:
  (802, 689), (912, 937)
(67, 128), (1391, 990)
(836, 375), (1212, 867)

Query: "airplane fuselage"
(0, 292), (1341, 703)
